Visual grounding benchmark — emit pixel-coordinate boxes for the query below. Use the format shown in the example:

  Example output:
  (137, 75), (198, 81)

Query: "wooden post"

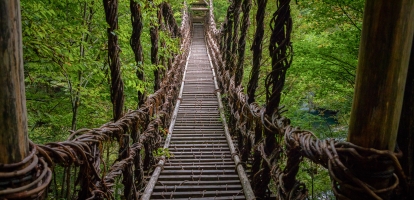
(348, 0), (414, 151)
(346, 0), (414, 199)
(0, 0), (29, 164)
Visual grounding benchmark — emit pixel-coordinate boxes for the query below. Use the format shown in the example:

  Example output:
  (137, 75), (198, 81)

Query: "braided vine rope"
(0, 142), (52, 200)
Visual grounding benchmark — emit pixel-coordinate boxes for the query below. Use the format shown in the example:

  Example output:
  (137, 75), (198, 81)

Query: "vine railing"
(0, 2), (191, 200)
(205, 0), (406, 199)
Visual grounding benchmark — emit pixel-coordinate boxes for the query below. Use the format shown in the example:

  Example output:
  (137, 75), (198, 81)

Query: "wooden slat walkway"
(148, 24), (250, 199)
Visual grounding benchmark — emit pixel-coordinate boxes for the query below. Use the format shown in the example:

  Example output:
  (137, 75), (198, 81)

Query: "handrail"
(140, 30), (193, 200)
(206, 30), (256, 200)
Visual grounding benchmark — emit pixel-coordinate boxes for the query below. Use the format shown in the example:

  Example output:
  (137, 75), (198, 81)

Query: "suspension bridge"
(0, 0), (413, 200)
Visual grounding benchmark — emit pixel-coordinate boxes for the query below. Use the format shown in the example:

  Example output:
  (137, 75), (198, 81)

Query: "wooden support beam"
(190, 7), (209, 11)
(348, 0), (414, 151)
(0, 0), (29, 164)
(346, 0), (413, 199)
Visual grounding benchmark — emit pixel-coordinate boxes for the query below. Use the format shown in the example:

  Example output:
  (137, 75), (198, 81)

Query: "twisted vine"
(130, 0), (145, 107)
(103, 0), (124, 121)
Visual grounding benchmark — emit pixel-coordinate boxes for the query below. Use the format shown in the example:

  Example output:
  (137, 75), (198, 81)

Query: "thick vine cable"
(130, 0), (145, 107)
(103, 0), (124, 121)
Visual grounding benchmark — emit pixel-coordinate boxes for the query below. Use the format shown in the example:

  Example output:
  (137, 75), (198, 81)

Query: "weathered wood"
(348, 0), (414, 151)
(347, 0), (414, 199)
(0, 0), (29, 164)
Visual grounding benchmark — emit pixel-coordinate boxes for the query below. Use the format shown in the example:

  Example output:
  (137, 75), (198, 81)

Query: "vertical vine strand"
(249, 0), (268, 195)
(247, 0), (268, 104)
(235, 0), (252, 86)
(103, 0), (124, 121)
(265, 0), (292, 112)
(257, 0), (293, 198)
(130, 0), (145, 107)
(238, 0), (252, 165)
(230, 0), (243, 74)
(224, 0), (235, 71)
(150, 0), (160, 92)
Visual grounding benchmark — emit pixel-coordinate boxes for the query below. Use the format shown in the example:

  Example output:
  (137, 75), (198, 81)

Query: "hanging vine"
(235, 0), (251, 87)
(247, 0), (267, 104)
(103, 0), (124, 121)
(130, 0), (145, 107)
(150, 1), (161, 92)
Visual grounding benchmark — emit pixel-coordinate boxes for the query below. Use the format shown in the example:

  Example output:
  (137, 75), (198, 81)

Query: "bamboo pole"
(348, 0), (414, 151)
(0, 0), (29, 164)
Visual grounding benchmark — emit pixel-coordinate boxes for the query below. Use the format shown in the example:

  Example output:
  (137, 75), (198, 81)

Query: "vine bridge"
(1, 0), (413, 200)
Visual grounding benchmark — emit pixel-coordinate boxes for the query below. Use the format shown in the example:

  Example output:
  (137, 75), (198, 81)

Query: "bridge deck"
(149, 24), (247, 199)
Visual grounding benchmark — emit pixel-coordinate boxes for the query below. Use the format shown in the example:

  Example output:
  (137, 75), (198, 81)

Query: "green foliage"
(22, 0), (111, 141)
(298, 160), (335, 199)
(281, 0), (363, 136)
(21, 0), (184, 144)
(212, 0), (230, 24)
(277, 1), (363, 196)
(153, 148), (173, 158)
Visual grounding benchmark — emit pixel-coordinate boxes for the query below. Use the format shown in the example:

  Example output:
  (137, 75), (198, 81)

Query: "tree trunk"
(347, 0), (414, 199)
(0, 0), (29, 164)
(71, 2), (94, 130)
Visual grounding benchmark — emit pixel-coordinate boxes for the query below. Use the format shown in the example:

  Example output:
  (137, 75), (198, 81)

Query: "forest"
(2, 0), (412, 199)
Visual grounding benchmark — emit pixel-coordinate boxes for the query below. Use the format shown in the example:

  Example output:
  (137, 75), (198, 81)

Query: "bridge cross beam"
(190, 0), (209, 23)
